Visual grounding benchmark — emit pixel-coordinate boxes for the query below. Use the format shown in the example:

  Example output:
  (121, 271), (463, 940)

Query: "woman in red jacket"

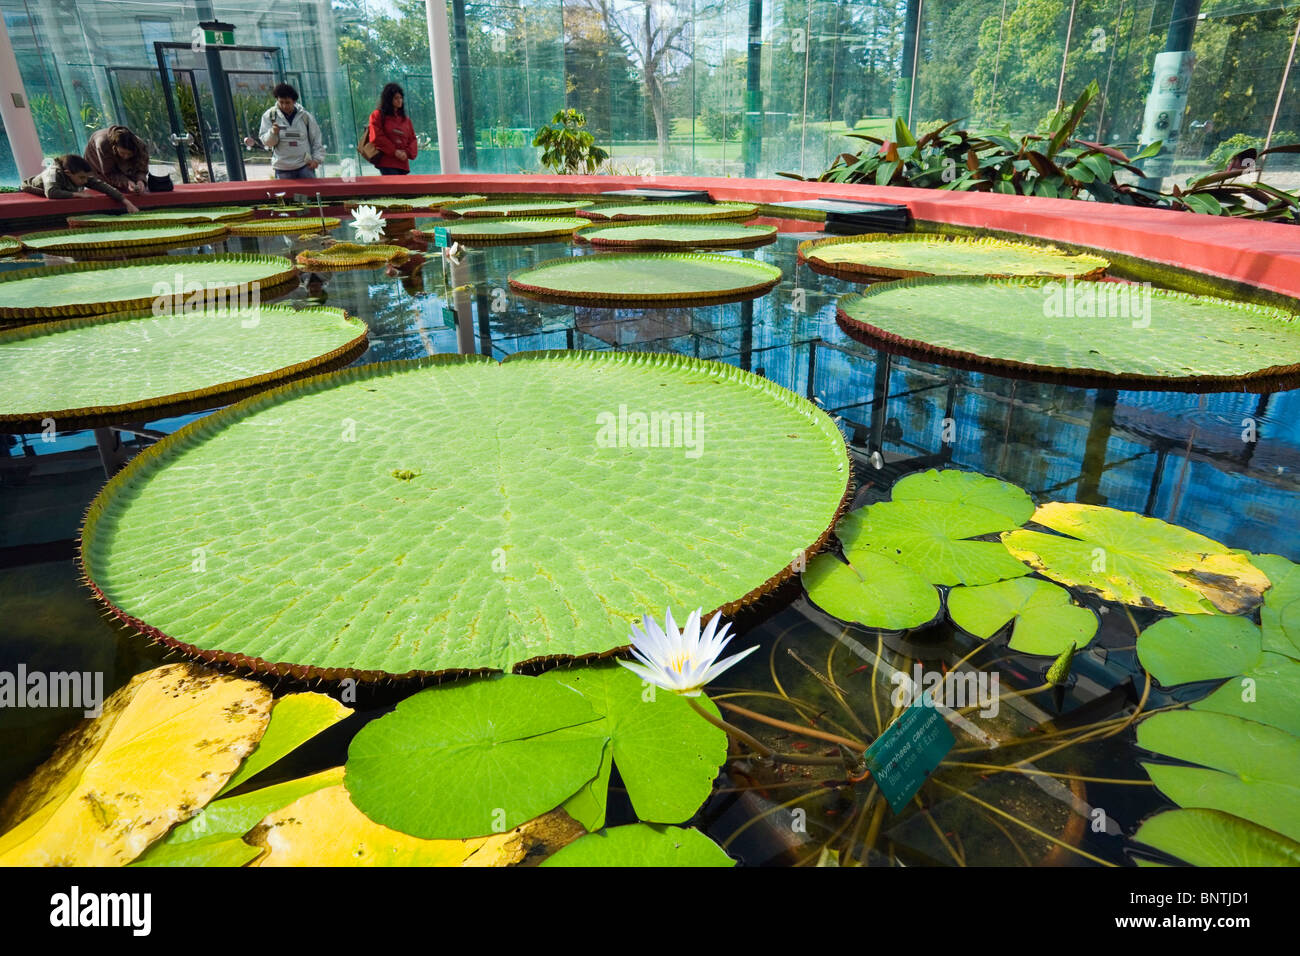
(367, 83), (418, 175)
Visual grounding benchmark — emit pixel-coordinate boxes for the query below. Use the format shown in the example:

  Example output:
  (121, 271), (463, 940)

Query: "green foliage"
(532, 108), (610, 174)
(540, 823), (734, 867)
(1206, 132), (1299, 170)
(701, 106), (742, 142)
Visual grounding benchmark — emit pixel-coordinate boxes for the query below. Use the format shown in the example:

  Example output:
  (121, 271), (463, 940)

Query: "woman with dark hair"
(84, 126), (150, 194)
(366, 83), (418, 175)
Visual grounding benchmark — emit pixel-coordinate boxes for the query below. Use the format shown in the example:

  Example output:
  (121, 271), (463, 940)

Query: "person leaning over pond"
(21, 154), (139, 212)
(366, 82), (417, 175)
(258, 83), (325, 179)
(84, 125), (150, 195)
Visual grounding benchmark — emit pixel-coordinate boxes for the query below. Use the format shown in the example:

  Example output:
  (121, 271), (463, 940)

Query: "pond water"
(2, 212), (1297, 866)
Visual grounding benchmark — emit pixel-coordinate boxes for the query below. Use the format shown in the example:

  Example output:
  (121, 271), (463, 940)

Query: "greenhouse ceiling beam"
(426, 0), (461, 174)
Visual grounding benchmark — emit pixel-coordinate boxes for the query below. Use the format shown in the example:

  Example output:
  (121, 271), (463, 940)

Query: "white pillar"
(0, 13), (43, 177)
(425, 0), (461, 174)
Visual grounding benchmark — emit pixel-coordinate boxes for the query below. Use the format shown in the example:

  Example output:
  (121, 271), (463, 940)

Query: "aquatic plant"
(349, 204), (386, 244)
(532, 108), (609, 175)
(620, 608), (758, 697)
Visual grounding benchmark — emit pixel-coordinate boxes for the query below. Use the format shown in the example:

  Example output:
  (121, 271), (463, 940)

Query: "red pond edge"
(2, 172), (1299, 299)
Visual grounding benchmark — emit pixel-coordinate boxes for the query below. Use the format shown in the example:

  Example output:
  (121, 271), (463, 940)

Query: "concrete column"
(426, 0), (461, 174)
(0, 12), (43, 177)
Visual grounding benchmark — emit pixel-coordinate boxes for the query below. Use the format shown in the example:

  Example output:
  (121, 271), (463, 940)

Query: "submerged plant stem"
(689, 698), (842, 767)
(717, 701), (866, 751)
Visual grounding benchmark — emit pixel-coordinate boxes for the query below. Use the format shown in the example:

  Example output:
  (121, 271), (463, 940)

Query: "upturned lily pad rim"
(0, 305), (370, 433)
(442, 216), (590, 244)
(294, 242), (410, 270)
(17, 222), (231, 255)
(575, 218), (779, 249)
(0, 253), (300, 322)
(0, 236), (23, 257)
(799, 233), (1111, 281)
(508, 252), (783, 306)
(79, 349), (854, 683)
(66, 206), (255, 228)
(579, 201), (760, 222)
(445, 199), (596, 218)
(837, 276), (1300, 393)
(229, 217), (341, 236)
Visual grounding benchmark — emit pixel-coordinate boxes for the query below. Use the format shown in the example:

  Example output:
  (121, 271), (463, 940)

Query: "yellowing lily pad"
(0, 663), (272, 866)
(1001, 502), (1269, 614)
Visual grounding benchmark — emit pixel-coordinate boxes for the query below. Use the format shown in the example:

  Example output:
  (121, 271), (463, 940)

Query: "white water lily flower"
(350, 204), (386, 243)
(619, 607), (758, 697)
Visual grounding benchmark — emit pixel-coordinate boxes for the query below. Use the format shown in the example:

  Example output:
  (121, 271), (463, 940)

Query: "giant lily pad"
(800, 233), (1109, 280)
(1002, 503), (1270, 614)
(342, 194), (485, 211)
(66, 206), (254, 228)
(443, 216), (588, 243)
(580, 202), (758, 221)
(537, 663), (728, 829)
(19, 223), (230, 256)
(295, 242), (409, 270)
(837, 278), (1300, 390)
(0, 254), (298, 322)
(345, 675), (607, 839)
(81, 351), (849, 678)
(577, 220), (777, 249)
(510, 252), (782, 306)
(539, 823), (734, 867)
(837, 470), (1034, 586)
(446, 199), (594, 218)
(947, 578), (1098, 655)
(229, 216), (340, 236)
(0, 305), (368, 432)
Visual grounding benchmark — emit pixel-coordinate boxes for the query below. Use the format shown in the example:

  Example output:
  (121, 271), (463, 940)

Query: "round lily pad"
(0, 237), (25, 258)
(446, 199), (595, 218)
(342, 194), (485, 211)
(803, 550), (941, 631)
(0, 305), (368, 432)
(294, 243), (409, 270)
(947, 578), (1098, 655)
(0, 254), (299, 322)
(837, 277), (1300, 390)
(800, 234), (1110, 280)
(81, 351), (850, 679)
(1137, 614), (1263, 687)
(66, 206), (254, 228)
(581, 201), (758, 221)
(442, 217), (589, 243)
(577, 220), (777, 249)
(509, 252), (782, 306)
(18, 223), (230, 257)
(229, 217), (340, 236)
(540, 823), (734, 867)
(1133, 808), (1300, 866)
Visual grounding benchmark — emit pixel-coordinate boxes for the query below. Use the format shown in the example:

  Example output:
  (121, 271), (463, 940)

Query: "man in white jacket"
(257, 83), (325, 179)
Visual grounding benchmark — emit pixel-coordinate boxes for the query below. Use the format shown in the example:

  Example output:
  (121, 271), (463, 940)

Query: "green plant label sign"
(863, 703), (955, 812)
(432, 226), (450, 248)
(442, 306), (457, 329)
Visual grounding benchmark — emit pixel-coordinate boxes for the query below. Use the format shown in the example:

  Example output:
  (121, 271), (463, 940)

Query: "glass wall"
(1, 0), (1296, 187)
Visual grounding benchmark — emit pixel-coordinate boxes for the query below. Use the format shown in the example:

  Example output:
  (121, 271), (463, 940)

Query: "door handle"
(169, 132), (193, 146)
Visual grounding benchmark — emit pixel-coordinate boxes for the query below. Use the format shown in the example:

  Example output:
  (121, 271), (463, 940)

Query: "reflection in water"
(2, 222), (1297, 863)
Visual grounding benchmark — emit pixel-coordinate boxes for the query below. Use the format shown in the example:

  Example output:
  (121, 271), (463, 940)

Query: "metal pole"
(1258, 12), (1300, 181)
(0, 12), (43, 177)
(744, 0), (763, 178)
(1056, 0), (1079, 111)
(426, 0), (461, 174)
(155, 42), (191, 184)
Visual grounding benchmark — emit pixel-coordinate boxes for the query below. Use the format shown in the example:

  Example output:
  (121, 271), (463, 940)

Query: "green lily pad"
(0, 236), (23, 257)
(1254, 553), (1300, 659)
(1132, 809), (1300, 866)
(539, 823), (734, 867)
(66, 206), (254, 228)
(345, 676), (608, 840)
(800, 233), (1109, 280)
(581, 201), (759, 221)
(1138, 711), (1300, 844)
(443, 216), (588, 243)
(803, 550), (941, 631)
(538, 663), (728, 829)
(218, 694), (352, 796)
(19, 223), (230, 256)
(577, 220), (777, 248)
(891, 468), (1034, 525)
(1190, 653), (1300, 737)
(131, 835), (264, 867)
(509, 252), (782, 306)
(343, 194), (485, 210)
(837, 278), (1300, 388)
(0, 254), (299, 322)
(1002, 502), (1270, 615)
(947, 578), (1097, 655)
(0, 305), (368, 432)
(82, 351), (849, 678)
(1137, 614), (1262, 686)
(229, 217), (340, 236)
(448, 199), (595, 218)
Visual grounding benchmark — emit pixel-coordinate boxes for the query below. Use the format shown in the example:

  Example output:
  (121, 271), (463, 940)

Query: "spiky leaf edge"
(799, 233), (1110, 282)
